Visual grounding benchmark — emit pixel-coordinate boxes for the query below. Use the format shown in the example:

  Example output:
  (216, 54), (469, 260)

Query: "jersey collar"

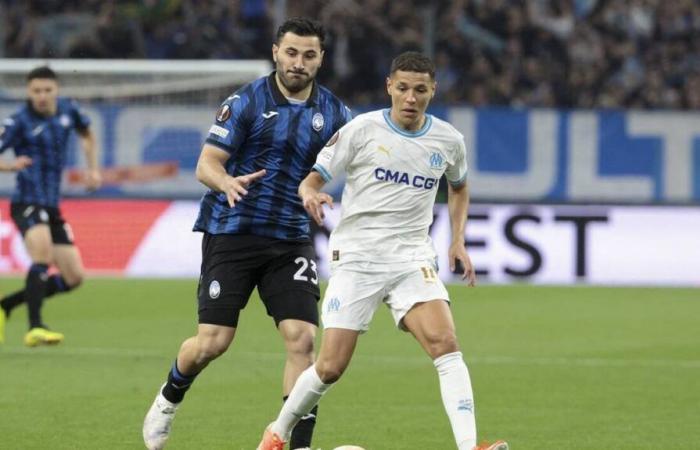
(267, 71), (319, 106)
(382, 109), (432, 138)
(26, 100), (57, 119)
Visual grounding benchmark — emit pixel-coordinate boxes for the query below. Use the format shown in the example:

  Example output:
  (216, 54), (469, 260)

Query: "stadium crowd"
(1, 0), (699, 109)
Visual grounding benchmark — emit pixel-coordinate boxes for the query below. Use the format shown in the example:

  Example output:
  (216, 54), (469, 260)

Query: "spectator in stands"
(2, 0), (700, 110)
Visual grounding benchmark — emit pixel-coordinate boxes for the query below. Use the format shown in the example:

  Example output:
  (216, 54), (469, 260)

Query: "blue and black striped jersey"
(0, 98), (90, 207)
(193, 72), (351, 240)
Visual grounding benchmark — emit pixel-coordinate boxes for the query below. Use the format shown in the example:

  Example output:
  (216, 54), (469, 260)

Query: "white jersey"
(313, 109), (468, 268)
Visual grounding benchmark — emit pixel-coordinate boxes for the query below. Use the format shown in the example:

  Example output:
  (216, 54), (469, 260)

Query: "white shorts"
(321, 262), (450, 332)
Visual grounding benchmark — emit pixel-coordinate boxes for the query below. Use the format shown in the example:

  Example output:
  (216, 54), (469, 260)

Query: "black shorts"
(10, 203), (74, 245)
(197, 233), (320, 328)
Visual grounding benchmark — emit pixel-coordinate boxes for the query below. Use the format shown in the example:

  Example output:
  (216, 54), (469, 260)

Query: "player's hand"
(84, 169), (102, 192)
(449, 241), (476, 287)
(222, 169), (266, 207)
(302, 191), (333, 225)
(12, 156), (32, 171)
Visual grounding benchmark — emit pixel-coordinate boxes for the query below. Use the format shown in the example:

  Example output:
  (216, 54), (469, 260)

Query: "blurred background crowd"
(1, 0), (699, 109)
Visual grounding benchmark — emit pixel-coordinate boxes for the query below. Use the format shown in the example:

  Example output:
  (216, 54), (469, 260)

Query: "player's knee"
(196, 337), (231, 362)
(63, 273), (83, 289)
(315, 359), (346, 384)
(282, 321), (316, 358)
(424, 331), (459, 359)
(286, 332), (315, 360)
(33, 249), (52, 264)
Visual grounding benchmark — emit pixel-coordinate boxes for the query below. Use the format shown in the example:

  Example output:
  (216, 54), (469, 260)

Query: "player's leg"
(0, 204), (69, 330)
(21, 223), (65, 346)
(143, 233), (257, 450)
(279, 319), (317, 449)
(47, 244), (84, 292)
(48, 209), (83, 285)
(386, 265), (480, 450)
(0, 245), (80, 320)
(21, 224), (52, 324)
(2, 204), (48, 343)
(43, 215), (87, 300)
(403, 300), (479, 450)
(164, 232), (257, 401)
(0, 288), (25, 320)
(144, 324), (236, 450)
(259, 241), (322, 449)
(403, 301), (508, 450)
(166, 323), (237, 401)
(261, 327), (360, 449)
(260, 268), (382, 449)
(279, 319), (316, 395)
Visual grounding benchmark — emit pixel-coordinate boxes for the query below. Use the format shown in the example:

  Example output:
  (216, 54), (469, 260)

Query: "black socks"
(25, 263), (49, 329)
(0, 274), (71, 319)
(161, 361), (199, 404)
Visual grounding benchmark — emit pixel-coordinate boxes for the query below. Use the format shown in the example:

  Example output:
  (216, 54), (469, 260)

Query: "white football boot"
(143, 385), (179, 450)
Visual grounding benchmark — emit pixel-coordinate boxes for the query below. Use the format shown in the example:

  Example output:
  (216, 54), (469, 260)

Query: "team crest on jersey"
(59, 114), (71, 128)
(429, 152), (445, 169)
(325, 131), (339, 147)
(312, 113), (324, 131)
(209, 280), (221, 299)
(216, 104), (231, 123)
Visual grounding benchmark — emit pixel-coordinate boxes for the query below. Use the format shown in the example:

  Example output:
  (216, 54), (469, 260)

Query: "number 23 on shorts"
(293, 256), (319, 285)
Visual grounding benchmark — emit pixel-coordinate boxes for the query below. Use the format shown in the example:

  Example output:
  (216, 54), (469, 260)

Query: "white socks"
(434, 351), (477, 450)
(271, 365), (332, 441)
(271, 353), (475, 448)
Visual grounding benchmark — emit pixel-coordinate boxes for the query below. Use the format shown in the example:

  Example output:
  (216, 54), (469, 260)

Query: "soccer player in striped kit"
(0, 66), (101, 347)
(143, 17), (351, 450)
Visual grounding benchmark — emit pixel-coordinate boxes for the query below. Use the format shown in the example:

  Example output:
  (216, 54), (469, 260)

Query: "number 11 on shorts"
(420, 266), (437, 283)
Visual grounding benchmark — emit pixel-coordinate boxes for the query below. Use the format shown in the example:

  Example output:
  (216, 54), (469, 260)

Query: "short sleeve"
(70, 99), (91, 131)
(313, 119), (360, 183)
(205, 92), (249, 155)
(0, 116), (22, 153)
(444, 136), (468, 187)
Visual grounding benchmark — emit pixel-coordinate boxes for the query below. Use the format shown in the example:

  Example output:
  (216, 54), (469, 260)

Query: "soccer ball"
(332, 447), (366, 450)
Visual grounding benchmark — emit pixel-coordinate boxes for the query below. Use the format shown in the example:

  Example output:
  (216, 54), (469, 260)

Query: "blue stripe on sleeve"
(448, 173), (468, 187)
(313, 163), (333, 182)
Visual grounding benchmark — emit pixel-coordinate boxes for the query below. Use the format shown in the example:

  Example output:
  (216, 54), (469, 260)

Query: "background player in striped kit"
(0, 66), (101, 347)
(143, 17), (351, 450)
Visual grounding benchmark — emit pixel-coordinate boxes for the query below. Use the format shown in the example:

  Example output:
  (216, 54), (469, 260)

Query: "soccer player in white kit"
(258, 52), (508, 450)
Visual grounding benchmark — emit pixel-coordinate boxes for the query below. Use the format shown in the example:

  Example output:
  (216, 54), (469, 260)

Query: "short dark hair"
(276, 17), (325, 49)
(27, 66), (58, 82)
(390, 52), (436, 80)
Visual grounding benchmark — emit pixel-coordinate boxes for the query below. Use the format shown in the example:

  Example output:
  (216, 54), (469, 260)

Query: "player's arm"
(77, 128), (102, 191)
(299, 171), (333, 226)
(0, 156), (32, 172)
(299, 117), (362, 224)
(447, 181), (476, 286)
(195, 143), (265, 208)
(0, 117), (32, 172)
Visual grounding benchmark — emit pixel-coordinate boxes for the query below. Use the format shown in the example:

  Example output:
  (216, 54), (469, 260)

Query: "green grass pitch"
(0, 278), (698, 449)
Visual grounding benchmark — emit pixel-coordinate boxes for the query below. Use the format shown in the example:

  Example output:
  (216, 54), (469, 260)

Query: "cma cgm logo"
(374, 167), (438, 189)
